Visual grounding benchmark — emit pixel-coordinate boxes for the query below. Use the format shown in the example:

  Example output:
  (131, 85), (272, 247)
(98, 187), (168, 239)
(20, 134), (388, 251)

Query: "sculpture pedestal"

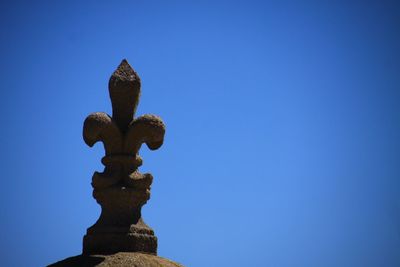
(83, 229), (157, 255)
(83, 185), (157, 255)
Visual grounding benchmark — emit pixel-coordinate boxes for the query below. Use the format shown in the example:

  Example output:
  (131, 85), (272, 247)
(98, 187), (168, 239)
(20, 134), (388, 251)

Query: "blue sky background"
(1, 1), (399, 266)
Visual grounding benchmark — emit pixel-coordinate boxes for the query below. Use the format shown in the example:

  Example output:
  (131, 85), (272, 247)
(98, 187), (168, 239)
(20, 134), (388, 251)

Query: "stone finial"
(82, 59), (165, 255)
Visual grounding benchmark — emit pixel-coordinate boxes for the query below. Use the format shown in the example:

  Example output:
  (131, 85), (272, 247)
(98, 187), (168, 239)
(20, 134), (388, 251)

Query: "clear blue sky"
(1, 1), (399, 266)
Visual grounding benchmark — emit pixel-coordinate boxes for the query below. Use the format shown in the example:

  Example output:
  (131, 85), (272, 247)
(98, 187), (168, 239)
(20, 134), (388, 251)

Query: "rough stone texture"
(82, 60), (166, 255)
(48, 252), (183, 267)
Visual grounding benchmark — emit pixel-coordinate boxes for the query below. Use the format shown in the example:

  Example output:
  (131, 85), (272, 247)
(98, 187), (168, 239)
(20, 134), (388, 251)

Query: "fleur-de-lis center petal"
(109, 59), (141, 133)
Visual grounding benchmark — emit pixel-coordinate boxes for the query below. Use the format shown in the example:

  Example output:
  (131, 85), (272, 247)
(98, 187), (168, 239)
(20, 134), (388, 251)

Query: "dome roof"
(48, 252), (183, 267)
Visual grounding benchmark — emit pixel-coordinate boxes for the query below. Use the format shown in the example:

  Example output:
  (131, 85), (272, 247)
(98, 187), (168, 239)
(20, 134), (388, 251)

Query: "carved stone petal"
(109, 59), (141, 132)
(124, 114), (166, 154)
(83, 112), (123, 155)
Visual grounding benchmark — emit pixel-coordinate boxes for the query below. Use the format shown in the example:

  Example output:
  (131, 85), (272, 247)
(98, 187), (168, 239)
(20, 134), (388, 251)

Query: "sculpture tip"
(109, 59), (141, 88)
(120, 58), (129, 65)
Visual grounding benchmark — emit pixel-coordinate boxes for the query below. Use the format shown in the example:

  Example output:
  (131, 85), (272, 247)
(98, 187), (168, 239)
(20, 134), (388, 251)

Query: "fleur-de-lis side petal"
(83, 112), (123, 154)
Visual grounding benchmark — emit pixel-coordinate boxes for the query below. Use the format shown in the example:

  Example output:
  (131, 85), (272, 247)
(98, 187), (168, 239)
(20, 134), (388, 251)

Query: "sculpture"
(82, 59), (165, 255)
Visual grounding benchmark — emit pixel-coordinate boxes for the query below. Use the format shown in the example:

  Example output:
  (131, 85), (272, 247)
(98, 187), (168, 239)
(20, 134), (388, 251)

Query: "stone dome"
(48, 252), (183, 267)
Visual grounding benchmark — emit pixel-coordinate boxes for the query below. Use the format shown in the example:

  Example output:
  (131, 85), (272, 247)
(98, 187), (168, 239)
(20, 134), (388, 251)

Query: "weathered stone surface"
(48, 252), (183, 267)
(82, 60), (166, 255)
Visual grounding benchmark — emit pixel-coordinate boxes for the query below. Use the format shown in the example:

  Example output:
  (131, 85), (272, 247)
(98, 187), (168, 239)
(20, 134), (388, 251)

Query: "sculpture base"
(84, 184), (157, 255)
(47, 252), (183, 267)
(83, 232), (157, 255)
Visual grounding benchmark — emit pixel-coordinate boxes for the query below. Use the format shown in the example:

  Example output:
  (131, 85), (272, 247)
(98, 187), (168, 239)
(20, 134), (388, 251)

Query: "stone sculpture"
(48, 60), (182, 267)
(82, 59), (165, 255)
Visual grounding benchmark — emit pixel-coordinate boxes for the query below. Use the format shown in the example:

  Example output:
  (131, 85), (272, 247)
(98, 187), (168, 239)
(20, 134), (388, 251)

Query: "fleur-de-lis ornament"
(82, 60), (165, 255)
